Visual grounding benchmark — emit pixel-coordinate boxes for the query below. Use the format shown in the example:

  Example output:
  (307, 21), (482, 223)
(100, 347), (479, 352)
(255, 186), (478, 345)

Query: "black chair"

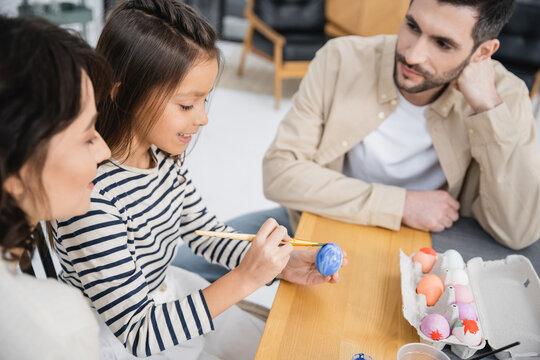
(237, 0), (330, 108)
(492, 0), (540, 100)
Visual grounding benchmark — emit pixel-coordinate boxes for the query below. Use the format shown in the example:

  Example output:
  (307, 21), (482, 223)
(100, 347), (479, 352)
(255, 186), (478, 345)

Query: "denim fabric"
(171, 207), (291, 282)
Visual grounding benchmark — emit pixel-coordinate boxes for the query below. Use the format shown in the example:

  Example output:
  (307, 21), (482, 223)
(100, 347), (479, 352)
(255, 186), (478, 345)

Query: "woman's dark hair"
(95, 0), (220, 160)
(0, 16), (111, 262)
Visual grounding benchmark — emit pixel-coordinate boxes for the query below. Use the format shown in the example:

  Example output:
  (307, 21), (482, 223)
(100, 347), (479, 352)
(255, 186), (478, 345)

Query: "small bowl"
(397, 343), (450, 360)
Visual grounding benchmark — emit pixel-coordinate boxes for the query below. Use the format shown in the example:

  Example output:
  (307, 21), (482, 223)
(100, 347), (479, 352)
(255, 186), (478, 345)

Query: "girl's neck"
(116, 139), (155, 169)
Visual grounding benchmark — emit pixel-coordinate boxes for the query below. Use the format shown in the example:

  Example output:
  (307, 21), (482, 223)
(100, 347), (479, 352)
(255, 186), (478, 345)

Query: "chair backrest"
(254, 0), (326, 34)
(493, 0), (540, 71)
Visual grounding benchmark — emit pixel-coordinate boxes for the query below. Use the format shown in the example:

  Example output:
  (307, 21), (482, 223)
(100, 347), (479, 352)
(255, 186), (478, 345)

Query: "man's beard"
(394, 51), (471, 93)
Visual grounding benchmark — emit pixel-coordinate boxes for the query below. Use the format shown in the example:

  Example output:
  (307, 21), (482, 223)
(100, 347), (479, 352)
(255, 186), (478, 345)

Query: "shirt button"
(160, 282), (168, 292)
(391, 99), (397, 106)
(381, 94), (387, 100)
(341, 140), (348, 147)
(378, 112), (385, 119)
(468, 128), (474, 135)
(442, 106), (447, 112)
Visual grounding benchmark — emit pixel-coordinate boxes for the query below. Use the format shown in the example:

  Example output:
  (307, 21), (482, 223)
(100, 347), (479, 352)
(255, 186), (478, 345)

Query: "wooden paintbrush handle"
(195, 230), (255, 241)
(194, 230), (321, 246)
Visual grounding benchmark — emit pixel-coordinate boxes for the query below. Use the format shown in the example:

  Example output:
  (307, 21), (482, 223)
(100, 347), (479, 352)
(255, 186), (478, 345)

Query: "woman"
(0, 16), (111, 359)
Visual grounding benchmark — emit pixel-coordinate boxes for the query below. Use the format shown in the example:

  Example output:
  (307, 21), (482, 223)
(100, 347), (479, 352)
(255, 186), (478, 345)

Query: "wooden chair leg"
(274, 44), (283, 109)
(274, 71), (282, 109)
(237, 23), (254, 76)
(530, 69), (540, 100)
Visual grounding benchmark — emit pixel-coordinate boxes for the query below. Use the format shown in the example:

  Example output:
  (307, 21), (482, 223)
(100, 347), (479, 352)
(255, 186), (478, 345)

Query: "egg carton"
(400, 250), (540, 359)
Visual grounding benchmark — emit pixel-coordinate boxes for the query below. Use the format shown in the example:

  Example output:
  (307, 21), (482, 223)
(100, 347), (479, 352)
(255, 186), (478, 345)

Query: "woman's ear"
(111, 82), (121, 100)
(3, 174), (25, 199)
(471, 39), (500, 63)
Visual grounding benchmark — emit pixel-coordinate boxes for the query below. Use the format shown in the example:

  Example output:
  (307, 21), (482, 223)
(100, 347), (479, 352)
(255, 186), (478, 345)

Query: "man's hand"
(279, 248), (348, 285)
(455, 58), (502, 114)
(235, 218), (293, 289)
(402, 190), (460, 232)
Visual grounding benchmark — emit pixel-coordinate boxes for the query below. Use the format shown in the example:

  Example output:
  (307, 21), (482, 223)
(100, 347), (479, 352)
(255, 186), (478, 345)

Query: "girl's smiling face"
(141, 58), (219, 157)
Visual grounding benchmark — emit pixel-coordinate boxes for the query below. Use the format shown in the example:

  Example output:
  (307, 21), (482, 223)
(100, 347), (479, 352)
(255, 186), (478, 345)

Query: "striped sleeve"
(178, 168), (251, 270)
(53, 192), (214, 357)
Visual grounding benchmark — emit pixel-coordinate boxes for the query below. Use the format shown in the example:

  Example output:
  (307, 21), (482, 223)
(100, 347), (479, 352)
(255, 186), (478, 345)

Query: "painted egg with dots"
(315, 243), (343, 276)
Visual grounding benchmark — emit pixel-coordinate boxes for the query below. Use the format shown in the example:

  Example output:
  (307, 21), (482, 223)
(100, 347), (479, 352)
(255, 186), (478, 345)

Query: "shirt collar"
(429, 85), (462, 118)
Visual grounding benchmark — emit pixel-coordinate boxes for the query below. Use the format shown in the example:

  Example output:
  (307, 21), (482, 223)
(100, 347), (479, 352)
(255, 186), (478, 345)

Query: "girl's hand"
(279, 249), (348, 285)
(235, 218), (293, 289)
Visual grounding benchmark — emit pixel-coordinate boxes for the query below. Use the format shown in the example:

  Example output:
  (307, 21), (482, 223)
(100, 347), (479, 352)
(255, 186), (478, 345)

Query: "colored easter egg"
(315, 243), (343, 276)
(420, 313), (450, 340)
(417, 274), (444, 306)
(443, 269), (469, 286)
(445, 249), (465, 269)
(453, 284), (474, 303)
(452, 319), (482, 346)
(456, 302), (478, 321)
(412, 247), (438, 273)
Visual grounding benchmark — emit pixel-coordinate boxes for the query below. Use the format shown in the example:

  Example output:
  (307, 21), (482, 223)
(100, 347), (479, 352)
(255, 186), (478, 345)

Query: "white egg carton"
(400, 250), (540, 359)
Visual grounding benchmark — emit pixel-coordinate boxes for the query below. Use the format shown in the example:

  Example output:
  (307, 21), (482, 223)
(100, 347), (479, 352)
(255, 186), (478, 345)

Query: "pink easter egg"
(420, 313), (450, 341)
(453, 285), (474, 303)
(456, 302), (478, 321)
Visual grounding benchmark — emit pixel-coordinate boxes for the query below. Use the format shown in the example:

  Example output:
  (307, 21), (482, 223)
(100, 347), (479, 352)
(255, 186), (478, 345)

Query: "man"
(263, 0), (540, 250)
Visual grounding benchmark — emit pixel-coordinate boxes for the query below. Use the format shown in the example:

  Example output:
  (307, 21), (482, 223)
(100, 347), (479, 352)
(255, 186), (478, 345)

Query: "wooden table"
(255, 213), (431, 360)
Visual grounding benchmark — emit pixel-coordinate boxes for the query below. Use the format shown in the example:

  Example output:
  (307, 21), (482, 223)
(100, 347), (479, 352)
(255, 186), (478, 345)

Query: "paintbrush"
(194, 230), (326, 246)
(468, 341), (520, 360)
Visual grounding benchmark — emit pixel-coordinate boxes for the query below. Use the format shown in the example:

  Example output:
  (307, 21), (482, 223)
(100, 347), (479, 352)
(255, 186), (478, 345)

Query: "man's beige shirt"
(263, 35), (540, 250)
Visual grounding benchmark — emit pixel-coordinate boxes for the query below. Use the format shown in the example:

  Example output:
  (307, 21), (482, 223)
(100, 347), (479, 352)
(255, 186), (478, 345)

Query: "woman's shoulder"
(0, 258), (97, 326)
(0, 263), (99, 358)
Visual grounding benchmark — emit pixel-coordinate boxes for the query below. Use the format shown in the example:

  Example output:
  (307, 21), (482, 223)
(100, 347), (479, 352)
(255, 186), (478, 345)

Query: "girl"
(0, 16), (111, 359)
(52, 0), (342, 359)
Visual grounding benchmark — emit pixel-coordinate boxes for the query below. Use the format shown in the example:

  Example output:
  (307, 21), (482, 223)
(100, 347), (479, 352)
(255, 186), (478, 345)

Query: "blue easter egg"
(315, 243), (343, 276)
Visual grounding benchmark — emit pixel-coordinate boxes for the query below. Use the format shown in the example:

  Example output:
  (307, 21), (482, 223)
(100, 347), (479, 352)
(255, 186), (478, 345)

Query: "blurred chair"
(492, 0), (540, 101)
(237, 0), (329, 109)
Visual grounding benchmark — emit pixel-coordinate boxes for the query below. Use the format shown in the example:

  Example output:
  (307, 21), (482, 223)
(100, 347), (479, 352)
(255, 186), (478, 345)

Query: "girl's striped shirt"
(52, 146), (250, 356)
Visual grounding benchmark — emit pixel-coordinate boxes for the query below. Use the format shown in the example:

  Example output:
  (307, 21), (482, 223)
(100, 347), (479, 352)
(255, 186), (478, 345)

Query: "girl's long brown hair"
(95, 0), (220, 161)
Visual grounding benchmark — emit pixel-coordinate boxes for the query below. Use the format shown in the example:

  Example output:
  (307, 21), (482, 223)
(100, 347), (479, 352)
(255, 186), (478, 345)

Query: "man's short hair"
(412, 0), (516, 47)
